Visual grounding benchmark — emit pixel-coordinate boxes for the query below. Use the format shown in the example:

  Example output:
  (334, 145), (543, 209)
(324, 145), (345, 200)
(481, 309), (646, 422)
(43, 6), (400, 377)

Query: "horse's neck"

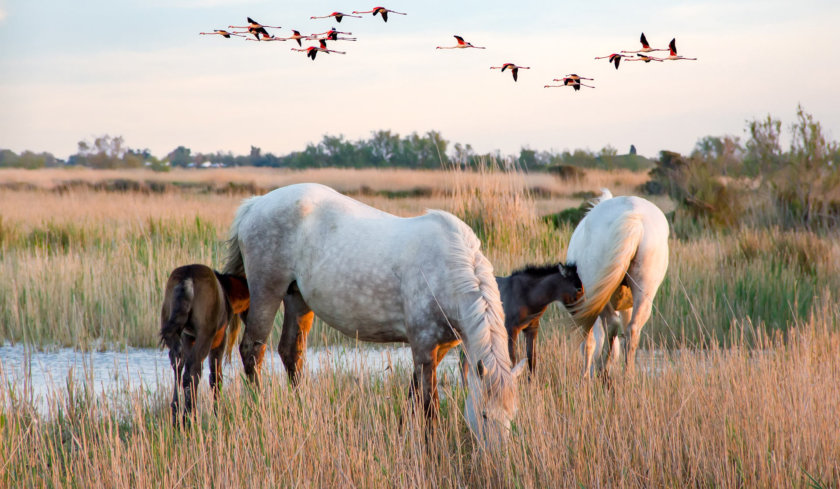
(459, 309), (511, 377)
(514, 273), (559, 312)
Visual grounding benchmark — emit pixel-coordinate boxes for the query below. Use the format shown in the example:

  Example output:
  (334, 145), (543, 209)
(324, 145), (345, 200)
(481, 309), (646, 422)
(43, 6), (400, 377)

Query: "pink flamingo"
(274, 29), (309, 47)
(228, 17), (281, 41)
(310, 12), (362, 23)
(545, 77), (595, 91)
(292, 39), (346, 60)
(317, 27), (357, 42)
(436, 35), (485, 49)
(490, 63), (530, 82)
(594, 53), (631, 70)
(199, 29), (246, 39)
(660, 38), (697, 61)
(621, 32), (668, 54)
(625, 53), (663, 63)
(351, 7), (407, 22)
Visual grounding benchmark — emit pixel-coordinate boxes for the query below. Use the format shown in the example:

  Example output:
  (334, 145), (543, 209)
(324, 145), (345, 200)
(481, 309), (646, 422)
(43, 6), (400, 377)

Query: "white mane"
(425, 210), (515, 413)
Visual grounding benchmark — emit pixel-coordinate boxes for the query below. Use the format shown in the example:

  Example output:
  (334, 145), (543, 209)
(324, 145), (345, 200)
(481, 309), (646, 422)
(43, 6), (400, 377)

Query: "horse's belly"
(300, 286), (409, 344)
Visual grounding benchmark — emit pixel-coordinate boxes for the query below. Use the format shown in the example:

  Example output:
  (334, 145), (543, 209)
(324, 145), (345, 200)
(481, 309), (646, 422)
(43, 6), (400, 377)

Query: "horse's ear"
(512, 359), (527, 379)
(476, 359), (486, 378)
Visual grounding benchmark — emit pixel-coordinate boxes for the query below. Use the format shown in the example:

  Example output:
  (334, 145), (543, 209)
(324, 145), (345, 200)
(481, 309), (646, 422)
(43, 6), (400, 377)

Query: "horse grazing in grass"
(223, 183), (525, 444)
(159, 264), (249, 425)
(566, 190), (669, 378)
(496, 263), (583, 375)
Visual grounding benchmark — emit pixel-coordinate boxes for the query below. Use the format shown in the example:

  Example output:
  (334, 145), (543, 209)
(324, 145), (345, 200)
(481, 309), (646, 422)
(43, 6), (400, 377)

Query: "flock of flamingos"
(200, 7), (698, 91)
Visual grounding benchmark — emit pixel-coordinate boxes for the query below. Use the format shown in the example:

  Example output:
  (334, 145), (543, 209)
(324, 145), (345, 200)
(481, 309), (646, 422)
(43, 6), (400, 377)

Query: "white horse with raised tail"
(566, 189), (669, 378)
(223, 183), (524, 444)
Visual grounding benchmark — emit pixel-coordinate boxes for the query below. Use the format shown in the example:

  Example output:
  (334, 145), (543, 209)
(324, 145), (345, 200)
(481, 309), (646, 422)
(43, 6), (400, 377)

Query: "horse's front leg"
(408, 347), (439, 422)
(240, 288), (285, 386)
(277, 290), (314, 386)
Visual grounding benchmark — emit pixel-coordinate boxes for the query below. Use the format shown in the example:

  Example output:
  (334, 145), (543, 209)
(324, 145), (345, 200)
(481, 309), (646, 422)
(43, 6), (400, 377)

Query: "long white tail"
(571, 212), (643, 323)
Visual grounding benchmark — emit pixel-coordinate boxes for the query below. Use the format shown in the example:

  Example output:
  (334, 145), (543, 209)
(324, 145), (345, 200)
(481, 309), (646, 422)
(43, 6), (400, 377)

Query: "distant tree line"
(647, 105), (840, 230)
(0, 130), (647, 172)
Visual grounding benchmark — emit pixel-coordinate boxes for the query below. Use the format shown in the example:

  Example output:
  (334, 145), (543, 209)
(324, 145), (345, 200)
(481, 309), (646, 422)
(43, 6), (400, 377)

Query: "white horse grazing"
(566, 190), (669, 378)
(223, 183), (524, 443)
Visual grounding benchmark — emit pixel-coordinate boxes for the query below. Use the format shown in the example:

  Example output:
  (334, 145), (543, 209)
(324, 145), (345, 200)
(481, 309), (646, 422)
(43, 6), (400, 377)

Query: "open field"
(1, 166), (839, 487)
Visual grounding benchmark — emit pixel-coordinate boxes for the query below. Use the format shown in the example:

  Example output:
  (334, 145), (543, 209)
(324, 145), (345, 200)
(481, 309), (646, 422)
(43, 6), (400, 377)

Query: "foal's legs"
(208, 327), (227, 403)
(182, 332), (215, 419)
(168, 347), (184, 426)
(523, 319), (540, 376)
(277, 289), (314, 386)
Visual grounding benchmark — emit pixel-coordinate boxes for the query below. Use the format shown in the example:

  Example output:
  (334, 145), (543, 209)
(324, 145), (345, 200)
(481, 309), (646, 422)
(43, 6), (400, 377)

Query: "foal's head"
(510, 262), (584, 308)
(555, 263), (584, 306)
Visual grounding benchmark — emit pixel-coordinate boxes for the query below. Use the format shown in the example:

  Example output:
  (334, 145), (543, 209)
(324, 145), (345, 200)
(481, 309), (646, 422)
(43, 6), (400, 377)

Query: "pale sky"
(1, 0), (839, 160)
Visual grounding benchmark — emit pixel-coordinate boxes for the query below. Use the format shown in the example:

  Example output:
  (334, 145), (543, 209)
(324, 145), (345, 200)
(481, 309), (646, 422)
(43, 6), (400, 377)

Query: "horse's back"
(160, 264), (228, 347)
(568, 196), (667, 260)
(234, 184), (480, 341)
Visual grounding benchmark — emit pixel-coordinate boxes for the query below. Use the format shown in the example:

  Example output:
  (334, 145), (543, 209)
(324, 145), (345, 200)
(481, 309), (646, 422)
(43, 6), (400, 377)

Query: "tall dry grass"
(1, 309), (837, 488)
(1, 167), (838, 348)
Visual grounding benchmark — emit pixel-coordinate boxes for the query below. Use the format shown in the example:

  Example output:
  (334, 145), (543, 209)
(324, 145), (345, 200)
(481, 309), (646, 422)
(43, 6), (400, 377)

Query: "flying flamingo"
(545, 77), (595, 91)
(661, 38), (697, 61)
(273, 29), (309, 46)
(490, 63), (530, 82)
(559, 74), (593, 84)
(319, 28), (357, 42)
(594, 53), (630, 69)
(436, 35), (485, 49)
(199, 30), (246, 39)
(292, 41), (347, 60)
(625, 53), (663, 63)
(621, 32), (667, 54)
(310, 12), (362, 23)
(228, 17), (281, 40)
(351, 7), (407, 22)
(245, 32), (278, 42)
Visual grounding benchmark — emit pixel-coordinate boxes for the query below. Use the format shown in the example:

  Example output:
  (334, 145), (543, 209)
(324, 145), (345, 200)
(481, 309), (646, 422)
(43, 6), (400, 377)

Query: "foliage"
(645, 105), (840, 232)
(0, 149), (61, 169)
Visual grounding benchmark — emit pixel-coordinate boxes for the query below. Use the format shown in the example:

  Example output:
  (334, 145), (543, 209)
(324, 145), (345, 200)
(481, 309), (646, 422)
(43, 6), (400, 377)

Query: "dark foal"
(497, 262), (583, 375)
(159, 264), (249, 425)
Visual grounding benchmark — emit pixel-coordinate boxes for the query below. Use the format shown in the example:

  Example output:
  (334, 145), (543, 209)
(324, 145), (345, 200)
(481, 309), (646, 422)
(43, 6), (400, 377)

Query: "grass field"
(1, 166), (838, 487)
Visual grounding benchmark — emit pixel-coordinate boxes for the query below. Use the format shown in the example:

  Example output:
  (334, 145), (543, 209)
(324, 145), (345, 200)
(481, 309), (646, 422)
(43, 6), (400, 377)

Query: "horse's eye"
(482, 411), (488, 420)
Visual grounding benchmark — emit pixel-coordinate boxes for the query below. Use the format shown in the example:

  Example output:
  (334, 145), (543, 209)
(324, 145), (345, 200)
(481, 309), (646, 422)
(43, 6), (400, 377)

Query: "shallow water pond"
(0, 343), (460, 414)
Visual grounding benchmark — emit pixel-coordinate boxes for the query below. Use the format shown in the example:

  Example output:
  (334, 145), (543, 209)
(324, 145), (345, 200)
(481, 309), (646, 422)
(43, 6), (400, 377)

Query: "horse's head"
(558, 263), (584, 306)
(464, 357), (526, 447)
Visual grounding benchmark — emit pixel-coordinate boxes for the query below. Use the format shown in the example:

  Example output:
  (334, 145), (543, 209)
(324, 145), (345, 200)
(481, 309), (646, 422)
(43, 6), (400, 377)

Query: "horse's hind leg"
(169, 346), (184, 426)
(277, 288), (314, 386)
(182, 332), (214, 421)
(624, 298), (653, 377)
(580, 317), (604, 380)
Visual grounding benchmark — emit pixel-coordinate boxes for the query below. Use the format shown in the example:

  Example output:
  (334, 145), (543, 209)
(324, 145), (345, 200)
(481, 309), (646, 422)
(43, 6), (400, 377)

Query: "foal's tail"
(159, 279), (195, 351)
(570, 211), (643, 324)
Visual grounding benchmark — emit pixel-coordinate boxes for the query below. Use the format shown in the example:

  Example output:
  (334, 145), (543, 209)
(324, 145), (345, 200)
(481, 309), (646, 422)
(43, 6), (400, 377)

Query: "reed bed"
(1, 167), (838, 348)
(1, 310), (837, 488)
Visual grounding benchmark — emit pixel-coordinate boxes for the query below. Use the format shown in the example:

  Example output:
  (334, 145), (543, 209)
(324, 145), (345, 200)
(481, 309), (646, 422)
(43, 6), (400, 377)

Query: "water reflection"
(0, 343), (459, 414)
